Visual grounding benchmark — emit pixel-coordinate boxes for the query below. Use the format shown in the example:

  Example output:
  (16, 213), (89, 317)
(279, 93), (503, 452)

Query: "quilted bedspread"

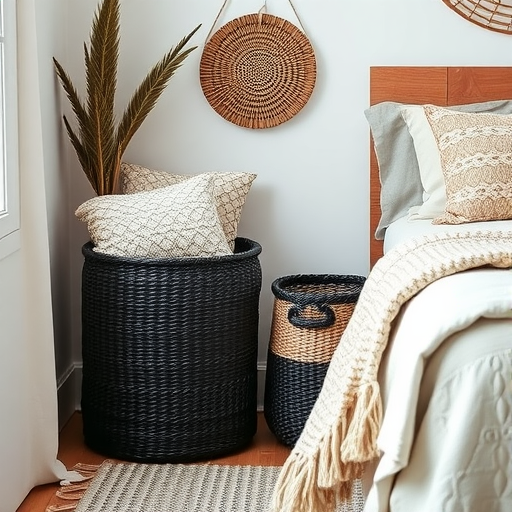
(363, 267), (512, 511)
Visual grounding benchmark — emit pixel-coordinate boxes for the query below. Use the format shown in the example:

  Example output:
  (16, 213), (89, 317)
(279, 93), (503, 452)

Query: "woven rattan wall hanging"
(442, 0), (512, 34)
(200, 0), (317, 129)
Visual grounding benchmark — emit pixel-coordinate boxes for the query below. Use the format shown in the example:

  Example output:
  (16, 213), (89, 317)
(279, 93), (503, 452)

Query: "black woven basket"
(264, 274), (365, 447)
(81, 237), (262, 463)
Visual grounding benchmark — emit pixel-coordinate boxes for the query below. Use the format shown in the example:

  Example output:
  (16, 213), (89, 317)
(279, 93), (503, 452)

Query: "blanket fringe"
(271, 383), (382, 512)
(45, 463), (101, 512)
(341, 381), (382, 462)
(317, 410), (347, 488)
(56, 483), (91, 501)
(45, 505), (79, 512)
(272, 451), (334, 512)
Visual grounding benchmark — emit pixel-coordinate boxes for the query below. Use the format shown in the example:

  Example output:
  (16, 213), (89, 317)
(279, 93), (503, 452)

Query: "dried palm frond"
(53, 0), (200, 195)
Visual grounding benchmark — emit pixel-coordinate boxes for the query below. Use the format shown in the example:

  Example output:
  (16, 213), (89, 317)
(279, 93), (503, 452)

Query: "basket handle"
(288, 304), (335, 329)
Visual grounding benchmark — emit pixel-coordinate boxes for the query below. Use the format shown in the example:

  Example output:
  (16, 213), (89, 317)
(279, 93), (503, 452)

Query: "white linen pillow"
(400, 105), (446, 219)
(400, 100), (512, 220)
(120, 162), (256, 250)
(75, 173), (232, 258)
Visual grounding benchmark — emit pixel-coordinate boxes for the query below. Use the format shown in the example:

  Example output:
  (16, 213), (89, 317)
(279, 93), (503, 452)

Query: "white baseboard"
(58, 363), (267, 424)
(257, 363), (266, 412)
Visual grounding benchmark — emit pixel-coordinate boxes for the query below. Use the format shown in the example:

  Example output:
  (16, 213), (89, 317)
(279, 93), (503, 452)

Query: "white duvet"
(363, 219), (512, 512)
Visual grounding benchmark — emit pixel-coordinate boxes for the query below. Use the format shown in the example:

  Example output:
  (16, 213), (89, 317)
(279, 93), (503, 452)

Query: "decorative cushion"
(364, 100), (512, 239)
(121, 162), (256, 250)
(422, 105), (512, 225)
(400, 100), (512, 220)
(75, 173), (233, 258)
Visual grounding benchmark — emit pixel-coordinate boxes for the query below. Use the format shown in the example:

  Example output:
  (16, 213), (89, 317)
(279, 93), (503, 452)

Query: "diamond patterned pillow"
(423, 105), (512, 225)
(120, 162), (256, 250)
(75, 173), (232, 258)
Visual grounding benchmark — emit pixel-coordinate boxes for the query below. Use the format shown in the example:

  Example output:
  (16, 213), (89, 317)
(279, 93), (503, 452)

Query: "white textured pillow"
(121, 163), (256, 250)
(423, 105), (512, 225)
(75, 173), (232, 258)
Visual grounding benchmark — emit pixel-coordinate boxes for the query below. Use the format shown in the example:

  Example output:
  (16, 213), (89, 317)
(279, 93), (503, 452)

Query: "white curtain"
(0, 1), (81, 510)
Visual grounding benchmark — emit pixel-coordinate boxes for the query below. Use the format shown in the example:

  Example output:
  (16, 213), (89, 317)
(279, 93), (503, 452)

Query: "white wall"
(53, 0), (512, 412)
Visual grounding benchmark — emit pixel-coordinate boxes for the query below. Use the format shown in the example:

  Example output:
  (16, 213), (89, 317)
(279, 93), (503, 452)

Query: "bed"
(362, 66), (512, 512)
(271, 67), (512, 512)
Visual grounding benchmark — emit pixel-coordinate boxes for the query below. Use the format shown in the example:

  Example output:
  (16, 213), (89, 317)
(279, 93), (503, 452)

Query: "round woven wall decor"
(200, 13), (317, 129)
(442, 0), (512, 34)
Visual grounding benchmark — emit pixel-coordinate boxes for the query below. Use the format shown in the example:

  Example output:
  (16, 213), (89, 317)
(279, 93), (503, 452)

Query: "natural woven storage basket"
(264, 273), (366, 447)
(81, 238), (262, 463)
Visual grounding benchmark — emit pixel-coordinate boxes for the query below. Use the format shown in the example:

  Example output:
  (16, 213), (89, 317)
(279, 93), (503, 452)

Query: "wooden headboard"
(369, 66), (512, 267)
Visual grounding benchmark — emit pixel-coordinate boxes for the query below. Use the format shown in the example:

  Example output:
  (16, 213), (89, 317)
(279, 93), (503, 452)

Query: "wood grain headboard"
(369, 66), (512, 267)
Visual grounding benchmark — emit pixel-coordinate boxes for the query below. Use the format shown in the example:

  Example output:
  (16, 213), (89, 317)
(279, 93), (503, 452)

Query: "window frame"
(0, 0), (20, 256)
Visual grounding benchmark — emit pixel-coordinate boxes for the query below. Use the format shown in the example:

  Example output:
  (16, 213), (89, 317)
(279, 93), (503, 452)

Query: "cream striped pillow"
(423, 105), (512, 225)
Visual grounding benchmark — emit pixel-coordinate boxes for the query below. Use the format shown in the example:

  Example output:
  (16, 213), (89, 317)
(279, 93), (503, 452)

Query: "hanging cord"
(257, 1), (268, 24)
(286, 0), (306, 33)
(205, 0), (230, 42)
(204, 0), (307, 43)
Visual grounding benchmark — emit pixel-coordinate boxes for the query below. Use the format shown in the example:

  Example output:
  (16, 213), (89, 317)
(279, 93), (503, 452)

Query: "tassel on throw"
(340, 382), (382, 462)
(271, 383), (382, 512)
(271, 451), (335, 512)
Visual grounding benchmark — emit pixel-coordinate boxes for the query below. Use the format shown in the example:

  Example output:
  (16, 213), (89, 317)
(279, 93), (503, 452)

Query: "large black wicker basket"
(81, 237), (262, 463)
(264, 274), (365, 447)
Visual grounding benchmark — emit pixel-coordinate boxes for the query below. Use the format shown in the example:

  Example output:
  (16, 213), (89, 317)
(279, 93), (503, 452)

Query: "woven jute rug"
(48, 460), (364, 512)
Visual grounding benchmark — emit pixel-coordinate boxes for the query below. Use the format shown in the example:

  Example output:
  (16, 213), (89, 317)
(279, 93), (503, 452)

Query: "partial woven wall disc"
(442, 0), (512, 34)
(200, 13), (317, 129)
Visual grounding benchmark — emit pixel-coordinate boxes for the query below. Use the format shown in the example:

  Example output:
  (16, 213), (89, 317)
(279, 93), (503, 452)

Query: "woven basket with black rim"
(264, 274), (366, 447)
(81, 238), (262, 463)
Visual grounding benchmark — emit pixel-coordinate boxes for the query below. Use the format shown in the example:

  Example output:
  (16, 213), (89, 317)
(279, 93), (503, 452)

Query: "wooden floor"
(16, 411), (291, 512)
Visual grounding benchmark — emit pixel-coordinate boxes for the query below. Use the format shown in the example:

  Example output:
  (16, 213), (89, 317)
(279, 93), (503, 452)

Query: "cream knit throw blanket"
(271, 230), (512, 512)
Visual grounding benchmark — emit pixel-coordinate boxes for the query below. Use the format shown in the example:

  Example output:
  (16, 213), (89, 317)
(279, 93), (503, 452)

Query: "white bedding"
(363, 218), (512, 512)
(383, 215), (512, 253)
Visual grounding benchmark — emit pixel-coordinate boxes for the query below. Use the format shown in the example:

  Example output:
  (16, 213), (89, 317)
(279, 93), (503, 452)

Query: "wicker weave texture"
(269, 274), (365, 364)
(269, 300), (356, 364)
(442, 0), (512, 34)
(264, 274), (365, 446)
(81, 238), (262, 463)
(265, 352), (330, 447)
(200, 13), (316, 129)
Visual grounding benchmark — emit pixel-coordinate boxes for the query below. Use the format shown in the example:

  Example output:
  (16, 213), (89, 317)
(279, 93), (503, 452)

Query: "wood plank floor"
(16, 411), (291, 512)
